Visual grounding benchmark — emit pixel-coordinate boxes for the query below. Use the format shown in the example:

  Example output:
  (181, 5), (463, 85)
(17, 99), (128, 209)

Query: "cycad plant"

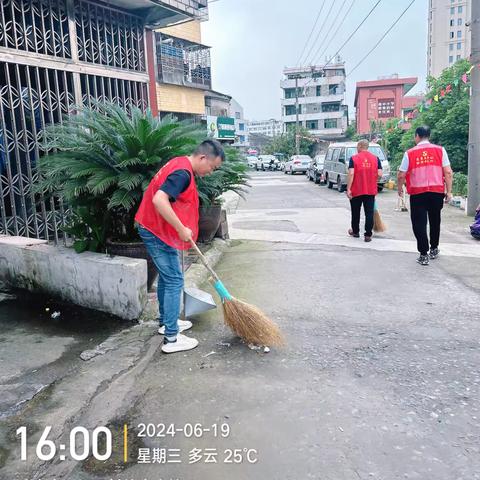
(38, 102), (204, 252)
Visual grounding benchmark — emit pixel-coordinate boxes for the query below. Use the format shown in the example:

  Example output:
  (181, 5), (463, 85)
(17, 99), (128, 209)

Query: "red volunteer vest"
(405, 143), (445, 195)
(350, 151), (379, 197)
(135, 156), (199, 250)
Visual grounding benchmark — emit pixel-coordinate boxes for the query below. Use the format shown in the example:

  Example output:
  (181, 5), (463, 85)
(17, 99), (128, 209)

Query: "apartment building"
(428, 0), (472, 78)
(281, 62), (348, 139)
(248, 119), (283, 137)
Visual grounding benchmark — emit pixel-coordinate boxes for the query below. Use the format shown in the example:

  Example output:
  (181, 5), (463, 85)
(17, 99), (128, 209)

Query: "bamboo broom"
(373, 200), (387, 233)
(189, 240), (285, 347)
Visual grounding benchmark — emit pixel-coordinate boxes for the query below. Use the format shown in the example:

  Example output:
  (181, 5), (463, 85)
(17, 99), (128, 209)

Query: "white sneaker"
(161, 333), (199, 354)
(158, 319), (192, 335)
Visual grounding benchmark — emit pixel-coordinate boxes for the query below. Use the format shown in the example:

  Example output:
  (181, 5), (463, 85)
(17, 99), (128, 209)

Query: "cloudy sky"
(202, 0), (428, 121)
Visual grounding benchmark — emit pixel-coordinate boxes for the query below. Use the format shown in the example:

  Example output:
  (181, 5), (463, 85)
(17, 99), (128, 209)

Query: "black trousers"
(409, 192), (444, 255)
(350, 195), (375, 237)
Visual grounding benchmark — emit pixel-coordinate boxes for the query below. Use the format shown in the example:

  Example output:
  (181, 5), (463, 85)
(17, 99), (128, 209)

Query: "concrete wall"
(0, 237), (147, 320)
(160, 20), (202, 43)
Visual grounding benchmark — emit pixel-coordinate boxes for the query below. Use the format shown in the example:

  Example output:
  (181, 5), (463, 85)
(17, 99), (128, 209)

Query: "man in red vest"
(397, 126), (453, 266)
(346, 139), (383, 242)
(135, 140), (224, 353)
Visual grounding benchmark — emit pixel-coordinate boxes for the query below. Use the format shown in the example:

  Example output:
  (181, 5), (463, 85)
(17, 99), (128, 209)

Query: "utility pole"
(295, 75), (300, 155)
(467, 1), (480, 215)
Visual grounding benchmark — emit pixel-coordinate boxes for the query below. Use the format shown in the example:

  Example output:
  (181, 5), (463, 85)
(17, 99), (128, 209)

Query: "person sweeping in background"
(135, 139), (224, 354)
(346, 139), (383, 242)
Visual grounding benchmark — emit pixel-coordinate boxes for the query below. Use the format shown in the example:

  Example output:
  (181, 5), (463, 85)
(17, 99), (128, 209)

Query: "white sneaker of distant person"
(158, 319), (192, 335)
(161, 333), (199, 354)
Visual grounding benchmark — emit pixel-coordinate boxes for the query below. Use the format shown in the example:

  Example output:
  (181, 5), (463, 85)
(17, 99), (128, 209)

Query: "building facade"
(204, 90), (235, 143)
(154, 20), (210, 121)
(230, 98), (249, 148)
(0, 0), (207, 241)
(354, 76), (423, 134)
(280, 62), (348, 139)
(247, 119), (283, 137)
(428, 0), (472, 78)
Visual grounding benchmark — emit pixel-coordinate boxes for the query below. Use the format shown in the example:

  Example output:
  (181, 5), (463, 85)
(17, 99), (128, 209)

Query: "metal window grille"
(74, 0), (145, 72)
(0, 0), (151, 243)
(0, 61), (75, 241)
(0, 0), (71, 58)
(80, 74), (148, 112)
(157, 33), (211, 89)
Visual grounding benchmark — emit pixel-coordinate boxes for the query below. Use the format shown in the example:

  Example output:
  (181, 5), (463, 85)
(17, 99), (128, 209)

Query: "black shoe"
(416, 255), (429, 266)
(348, 229), (359, 238)
(429, 248), (439, 259)
(364, 236), (372, 242)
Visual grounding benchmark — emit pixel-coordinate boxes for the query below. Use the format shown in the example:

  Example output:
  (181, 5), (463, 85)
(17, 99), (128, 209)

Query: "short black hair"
(415, 126), (431, 139)
(194, 139), (225, 161)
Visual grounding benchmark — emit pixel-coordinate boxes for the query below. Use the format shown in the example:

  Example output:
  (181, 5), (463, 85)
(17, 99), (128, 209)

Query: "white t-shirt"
(398, 140), (450, 172)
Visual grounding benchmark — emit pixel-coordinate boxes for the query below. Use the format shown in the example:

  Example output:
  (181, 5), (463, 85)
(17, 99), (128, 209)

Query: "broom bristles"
(222, 297), (285, 347)
(373, 209), (387, 233)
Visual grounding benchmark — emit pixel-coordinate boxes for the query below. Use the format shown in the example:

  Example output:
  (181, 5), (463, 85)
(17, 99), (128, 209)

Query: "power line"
(302, 0), (337, 66)
(348, 0), (417, 76)
(322, 0), (384, 70)
(299, 0), (384, 92)
(297, 0), (327, 66)
(307, 0), (349, 66)
(313, 0), (356, 66)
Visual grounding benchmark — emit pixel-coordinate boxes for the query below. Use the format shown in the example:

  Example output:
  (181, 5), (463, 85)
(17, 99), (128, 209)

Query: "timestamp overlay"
(14, 420), (260, 479)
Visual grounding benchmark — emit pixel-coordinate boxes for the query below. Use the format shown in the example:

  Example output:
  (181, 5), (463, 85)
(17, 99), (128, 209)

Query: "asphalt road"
(1, 171), (479, 480)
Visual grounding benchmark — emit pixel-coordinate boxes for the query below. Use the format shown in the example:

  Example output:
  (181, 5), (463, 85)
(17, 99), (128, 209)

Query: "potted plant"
(37, 102), (203, 289)
(195, 147), (249, 242)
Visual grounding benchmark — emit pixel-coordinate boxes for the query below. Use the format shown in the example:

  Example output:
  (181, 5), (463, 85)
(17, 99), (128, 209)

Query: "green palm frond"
(36, 101), (249, 249)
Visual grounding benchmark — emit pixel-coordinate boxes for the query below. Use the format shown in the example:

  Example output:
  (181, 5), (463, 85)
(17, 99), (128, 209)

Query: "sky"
(202, 0), (428, 121)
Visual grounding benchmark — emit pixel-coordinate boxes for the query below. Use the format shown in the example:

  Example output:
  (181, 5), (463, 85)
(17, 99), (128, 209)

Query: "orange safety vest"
(350, 151), (379, 197)
(406, 143), (445, 195)
(135, 156), (199, 250)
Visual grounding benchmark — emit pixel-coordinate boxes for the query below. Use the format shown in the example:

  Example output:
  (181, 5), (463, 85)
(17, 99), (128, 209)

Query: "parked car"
(284, 155), (311, 175)
(246, 155), (258, 168)
(323, 142), (390, 192)
(256, 155), (280, 171)
(307, 154), (326, 183)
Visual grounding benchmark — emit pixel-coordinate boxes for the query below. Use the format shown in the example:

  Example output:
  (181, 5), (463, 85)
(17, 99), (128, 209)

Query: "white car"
(256, 155), (279, 171)
(284, 155), (312, 175)
(246, 156), (258, 168)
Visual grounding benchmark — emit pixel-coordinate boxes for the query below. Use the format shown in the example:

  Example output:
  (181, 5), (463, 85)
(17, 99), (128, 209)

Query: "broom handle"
(189, 240), (220, 282)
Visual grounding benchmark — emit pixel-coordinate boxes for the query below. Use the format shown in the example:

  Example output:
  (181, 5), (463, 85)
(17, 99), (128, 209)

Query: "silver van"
(323, 142), (390, 192)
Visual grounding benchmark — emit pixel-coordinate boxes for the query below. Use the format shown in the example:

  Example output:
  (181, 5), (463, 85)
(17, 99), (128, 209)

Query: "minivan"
(323, 142), (390, 192)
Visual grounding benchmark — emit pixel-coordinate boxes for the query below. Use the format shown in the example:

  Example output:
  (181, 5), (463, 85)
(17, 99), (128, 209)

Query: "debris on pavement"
(51, 311), (61, 319)
(203, 351), (217, 358)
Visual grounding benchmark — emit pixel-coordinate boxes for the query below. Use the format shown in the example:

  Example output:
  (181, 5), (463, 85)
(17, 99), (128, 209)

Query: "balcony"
(110, 0), (208, 26)
(156, 33), (211, 89)
(282, 111), (345, 123)
(282, 94), (345, 106)
(280, 75), (345, 90)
